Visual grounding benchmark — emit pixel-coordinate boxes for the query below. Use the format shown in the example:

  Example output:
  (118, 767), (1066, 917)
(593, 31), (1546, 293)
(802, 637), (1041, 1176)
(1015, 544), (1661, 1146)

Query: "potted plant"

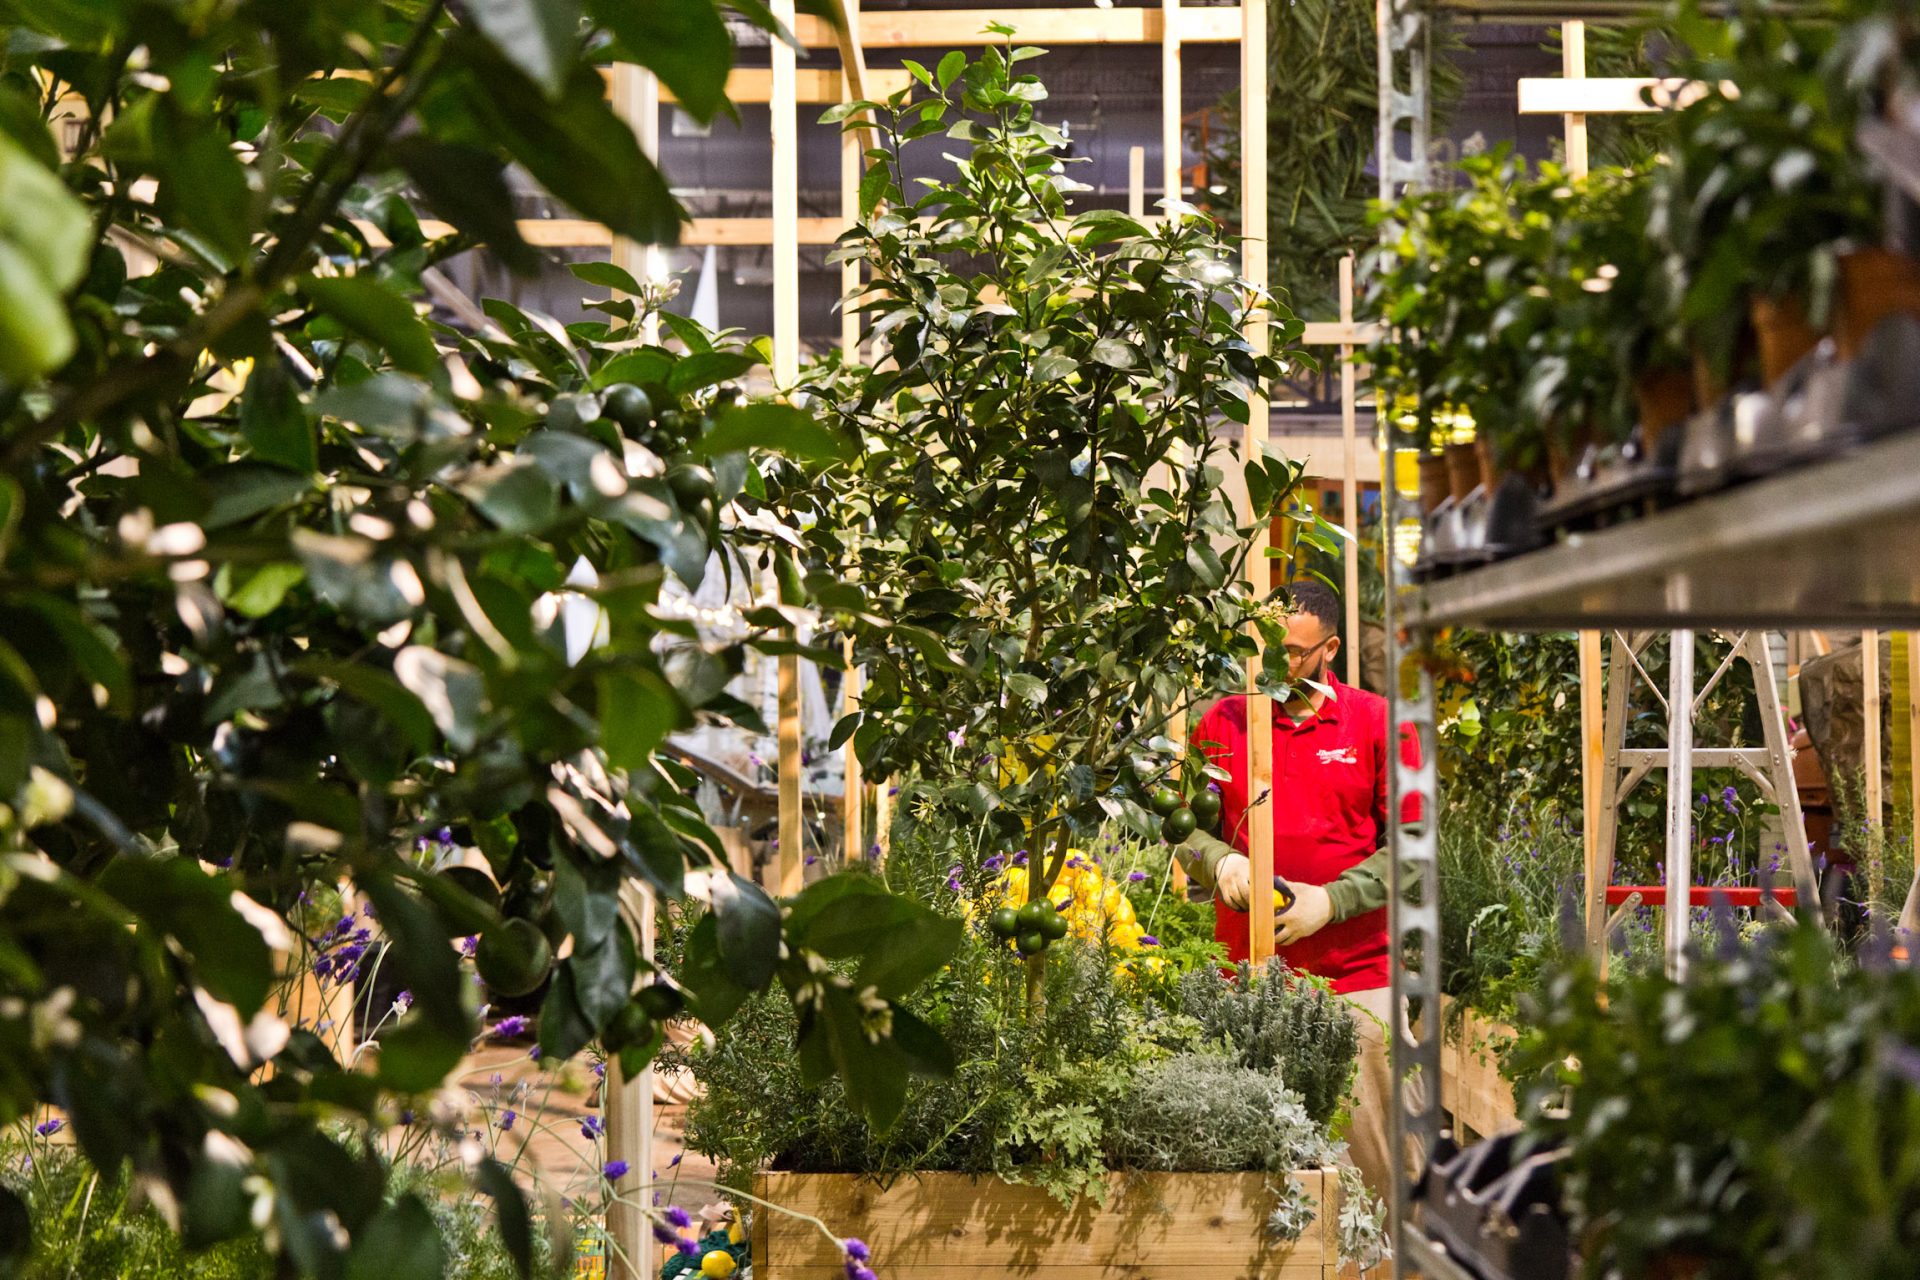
(1510, 920), (1920, 1280)
(1651, 0), (1887, 390)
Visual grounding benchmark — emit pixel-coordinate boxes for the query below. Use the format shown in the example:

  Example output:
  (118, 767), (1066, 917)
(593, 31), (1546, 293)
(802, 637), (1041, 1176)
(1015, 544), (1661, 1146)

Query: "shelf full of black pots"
(1403, 314), (1920, 632)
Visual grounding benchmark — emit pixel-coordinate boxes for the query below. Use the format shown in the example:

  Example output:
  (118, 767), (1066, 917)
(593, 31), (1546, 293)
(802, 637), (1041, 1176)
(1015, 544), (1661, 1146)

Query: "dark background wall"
(442, 5), (1566, 389)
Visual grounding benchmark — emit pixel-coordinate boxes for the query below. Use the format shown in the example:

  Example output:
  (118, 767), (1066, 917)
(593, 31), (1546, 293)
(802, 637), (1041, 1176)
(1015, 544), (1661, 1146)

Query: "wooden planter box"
(1438, 998), (1520, 1140)
(753, 1169), (1347, 1279)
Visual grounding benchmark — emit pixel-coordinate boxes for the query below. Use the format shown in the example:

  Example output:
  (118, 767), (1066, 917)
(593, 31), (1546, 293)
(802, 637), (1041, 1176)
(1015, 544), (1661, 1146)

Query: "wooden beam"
(1300, 319), (1382, 346)
(773, 0), (804, 897)
(686, 217), (843, 246)
(1561, 21), (1589, 178)
(793, 6), (1244, 47)
(1162, 0), (1184, 212)
(603, 65), (660, 1280)
(658, 66), (908, 104)
(1868, 629), (1884, 827)
(841, 1), (866, 871)
(383, 217), (847, 250)
(1340, 255), (1362, 688)
(1242, 0), (1275, 969)
(1517, 76), (1711, 115)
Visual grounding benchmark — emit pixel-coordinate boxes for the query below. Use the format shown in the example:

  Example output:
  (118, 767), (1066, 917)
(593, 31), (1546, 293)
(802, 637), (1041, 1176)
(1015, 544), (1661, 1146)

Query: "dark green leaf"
(475, 1159), (534, 1280)
(695, 402), (851, 461)
(462, 0), (581, 99)
(298, 274), (440, 377)
(240, 361), (317, 472)
(591, 0), (732, 123)
(712, 873), (779, 989)
(347, 1195), (447, 1280)
(677, 912), (750, 1026)
(391, 137), (539, 275)
(667, 349), (759, 394)
(375, 1017), (467, 1094)
(461, 59), (682, 246)
(597, 667), (682, 768)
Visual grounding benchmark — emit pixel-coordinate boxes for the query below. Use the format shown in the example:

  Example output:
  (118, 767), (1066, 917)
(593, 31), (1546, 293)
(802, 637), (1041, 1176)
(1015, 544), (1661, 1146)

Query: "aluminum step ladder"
(1586, 630), (1819, 979)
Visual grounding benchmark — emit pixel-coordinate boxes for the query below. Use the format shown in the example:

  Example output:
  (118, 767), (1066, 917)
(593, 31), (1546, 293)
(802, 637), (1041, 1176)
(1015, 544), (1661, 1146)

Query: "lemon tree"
(792, 37), (1338, 988)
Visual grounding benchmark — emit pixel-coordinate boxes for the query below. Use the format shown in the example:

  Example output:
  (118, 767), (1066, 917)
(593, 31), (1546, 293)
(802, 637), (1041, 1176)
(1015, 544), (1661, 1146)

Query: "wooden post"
(1909, 635), (1920, 889)
(1562, 19), (1607, 957)
(1128, 145), (1146, 220)
(1561, 20), (1589, 176)
(839, 1), (865, 869)
(1866, 629), (1883, 829)
(605, 62), (660, 1280)
(773, 0), (804, 895)
(1162, 0), (1182, 214)
(1242, 0), (1275, 966)
(1339, 255), (1361, 688)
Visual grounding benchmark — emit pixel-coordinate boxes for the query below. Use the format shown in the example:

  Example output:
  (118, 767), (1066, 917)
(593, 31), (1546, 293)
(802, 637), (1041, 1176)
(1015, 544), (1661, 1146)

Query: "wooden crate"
(753, 1169), (1345, 1280)
(1438, 998), (1520, 1140)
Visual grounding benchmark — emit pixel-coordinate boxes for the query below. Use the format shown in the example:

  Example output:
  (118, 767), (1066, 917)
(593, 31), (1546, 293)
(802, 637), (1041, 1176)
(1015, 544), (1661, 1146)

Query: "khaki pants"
(1340, 985), (1424, 1204)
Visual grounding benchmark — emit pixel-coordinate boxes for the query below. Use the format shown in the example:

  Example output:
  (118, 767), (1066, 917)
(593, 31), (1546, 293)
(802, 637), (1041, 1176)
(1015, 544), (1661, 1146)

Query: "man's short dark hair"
(1285, 579), (1341, 634)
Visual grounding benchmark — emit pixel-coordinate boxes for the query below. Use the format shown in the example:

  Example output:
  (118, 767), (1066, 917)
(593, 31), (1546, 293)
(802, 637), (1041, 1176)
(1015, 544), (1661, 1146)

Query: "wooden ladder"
(1586, 630), (1820, 979)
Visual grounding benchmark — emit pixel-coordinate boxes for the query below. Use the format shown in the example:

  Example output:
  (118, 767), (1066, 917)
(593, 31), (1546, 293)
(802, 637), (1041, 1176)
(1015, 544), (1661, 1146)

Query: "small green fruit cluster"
(1145, 780), (1224, 847)
(600, 381), (724, 516)
(987, 897), (1070, 956)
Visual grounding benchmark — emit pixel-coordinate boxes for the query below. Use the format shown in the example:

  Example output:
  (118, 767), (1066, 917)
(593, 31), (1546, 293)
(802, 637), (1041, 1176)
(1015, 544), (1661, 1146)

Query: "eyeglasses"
(1283, 636), (1333, 664)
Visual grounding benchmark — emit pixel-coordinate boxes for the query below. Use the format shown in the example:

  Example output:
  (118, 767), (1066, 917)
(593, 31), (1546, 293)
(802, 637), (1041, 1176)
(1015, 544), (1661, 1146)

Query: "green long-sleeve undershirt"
(1175, 829), (1390, 923)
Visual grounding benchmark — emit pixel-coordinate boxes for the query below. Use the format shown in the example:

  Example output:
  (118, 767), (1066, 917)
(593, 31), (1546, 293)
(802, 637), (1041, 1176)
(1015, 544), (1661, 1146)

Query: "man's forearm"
(1184, 835), (1388, 923)
(1177, 829), (1236, 887)
(1325, 846), (1389, 922)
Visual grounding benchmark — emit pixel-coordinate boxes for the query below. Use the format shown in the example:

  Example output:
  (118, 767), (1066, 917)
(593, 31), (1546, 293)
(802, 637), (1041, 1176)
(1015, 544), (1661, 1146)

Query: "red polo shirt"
(1193, 677), (1419, 993)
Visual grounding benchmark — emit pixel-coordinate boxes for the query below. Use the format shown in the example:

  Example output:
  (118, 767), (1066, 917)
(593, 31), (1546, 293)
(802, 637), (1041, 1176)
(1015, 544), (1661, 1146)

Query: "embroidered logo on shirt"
(1316, 746), (1358, 765)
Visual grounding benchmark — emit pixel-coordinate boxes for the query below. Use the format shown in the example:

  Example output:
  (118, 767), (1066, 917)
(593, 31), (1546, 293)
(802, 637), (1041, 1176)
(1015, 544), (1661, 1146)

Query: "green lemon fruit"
(1016, 899), (1053, 932)
(474, 918), (553, 998)
(1149, 786), (1182, 817)
(1191, 790), (1223, 827)
(636, 983), (685, 1020)
(1163, 807), (1198, 844)
(602, 383), (653, 429)
(988, 906), (1021, 939)
(1015, 929), (1048, 956)
(667, 463), (718, 506)
(1039, 910), (1069, 940)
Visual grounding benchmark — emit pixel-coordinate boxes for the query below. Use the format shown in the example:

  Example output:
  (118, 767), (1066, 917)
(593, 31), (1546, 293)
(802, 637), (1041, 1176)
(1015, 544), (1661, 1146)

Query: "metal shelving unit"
(1373, 3), (1920, 1275)
(1407, 432), (1920, 631)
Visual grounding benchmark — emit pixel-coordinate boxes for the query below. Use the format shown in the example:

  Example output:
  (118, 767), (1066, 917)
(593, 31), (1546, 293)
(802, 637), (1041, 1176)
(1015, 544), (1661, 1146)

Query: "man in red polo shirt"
(1176, 579), (1415, 1199)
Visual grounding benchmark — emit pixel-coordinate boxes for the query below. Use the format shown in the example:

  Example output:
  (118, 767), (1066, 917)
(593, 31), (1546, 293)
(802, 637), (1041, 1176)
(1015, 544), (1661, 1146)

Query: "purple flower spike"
(499, 1109), (517, 1132)
(669, 1153), (683, 1167)
(845, 1266), (877, 1280)
(492, 1015), (530, 1039)
(678, 1237), (701, 1258)
(604, 1160), (630, 1181)
(581, 1115), (606, 1140)
(1128, 871), (1148, 883)
(1139, 935), (1160, 947)
(34, 1119), (62, 1137)
(652, 1223), (679, 1246)
(844, 1238), (871, 1262)
(666, 1206), (692, 1229)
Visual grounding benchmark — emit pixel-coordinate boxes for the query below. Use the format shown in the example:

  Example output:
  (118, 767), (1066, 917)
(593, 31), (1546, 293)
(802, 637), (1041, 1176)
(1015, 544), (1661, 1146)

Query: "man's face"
(1282, 612), (1338, 686)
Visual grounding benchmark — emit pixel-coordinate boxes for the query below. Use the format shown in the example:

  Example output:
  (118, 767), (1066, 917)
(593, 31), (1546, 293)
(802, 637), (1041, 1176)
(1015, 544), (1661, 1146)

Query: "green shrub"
(1176, 960), (1360, 1128)
(1102, 1054), (1331, 1175)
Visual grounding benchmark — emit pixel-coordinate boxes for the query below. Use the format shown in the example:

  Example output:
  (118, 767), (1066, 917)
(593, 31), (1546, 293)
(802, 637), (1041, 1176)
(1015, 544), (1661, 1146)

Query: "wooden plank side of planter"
(754, 1169), (1341, 1279)
(1438, 998), (1520, 1139)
